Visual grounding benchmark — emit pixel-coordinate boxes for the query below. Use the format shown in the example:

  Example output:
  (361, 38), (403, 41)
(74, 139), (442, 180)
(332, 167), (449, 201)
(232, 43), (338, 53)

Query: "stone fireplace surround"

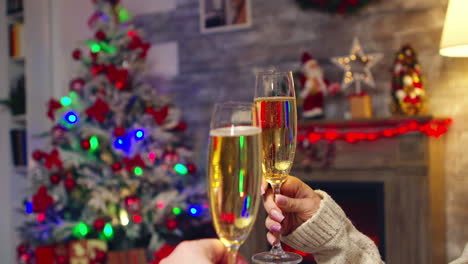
(241, 117), (446, 264)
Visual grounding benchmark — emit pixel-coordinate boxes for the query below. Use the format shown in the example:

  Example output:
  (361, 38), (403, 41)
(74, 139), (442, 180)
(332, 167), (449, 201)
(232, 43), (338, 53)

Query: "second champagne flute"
(252, 71), (302, 263)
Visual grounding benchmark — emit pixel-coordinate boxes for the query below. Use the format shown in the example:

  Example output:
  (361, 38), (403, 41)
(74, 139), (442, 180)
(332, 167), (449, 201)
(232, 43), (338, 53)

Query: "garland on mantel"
(295, 0), (375, 14)
(298, 118), (452, 168)
(298, 118), (452, 145)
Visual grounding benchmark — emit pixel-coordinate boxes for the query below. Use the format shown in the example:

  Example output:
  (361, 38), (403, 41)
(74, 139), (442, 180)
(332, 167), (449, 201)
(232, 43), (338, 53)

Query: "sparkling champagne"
(254, 97), (297, 185)
(208, 126), (262, 247)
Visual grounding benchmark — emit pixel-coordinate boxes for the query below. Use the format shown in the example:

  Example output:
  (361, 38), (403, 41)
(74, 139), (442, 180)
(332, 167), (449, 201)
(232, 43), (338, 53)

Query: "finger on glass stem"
(267, 232), (279, 246)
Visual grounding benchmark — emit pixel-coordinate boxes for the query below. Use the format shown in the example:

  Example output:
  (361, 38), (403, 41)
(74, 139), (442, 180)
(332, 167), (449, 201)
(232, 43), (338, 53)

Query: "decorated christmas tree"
(391, 44), (427, 115)
(17, 0), (209, 261)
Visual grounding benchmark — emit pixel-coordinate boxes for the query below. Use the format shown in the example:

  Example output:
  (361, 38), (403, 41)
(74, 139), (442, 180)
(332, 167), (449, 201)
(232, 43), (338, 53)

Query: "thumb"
(275, 194), (309, 213)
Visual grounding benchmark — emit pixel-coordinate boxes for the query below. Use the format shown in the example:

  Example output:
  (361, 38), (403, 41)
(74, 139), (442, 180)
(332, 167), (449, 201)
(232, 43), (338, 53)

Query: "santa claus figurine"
(299, 53), (328, 119)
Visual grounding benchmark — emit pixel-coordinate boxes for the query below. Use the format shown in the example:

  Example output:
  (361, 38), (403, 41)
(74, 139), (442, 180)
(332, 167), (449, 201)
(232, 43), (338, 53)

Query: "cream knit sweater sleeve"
(281, 190), (384, 264)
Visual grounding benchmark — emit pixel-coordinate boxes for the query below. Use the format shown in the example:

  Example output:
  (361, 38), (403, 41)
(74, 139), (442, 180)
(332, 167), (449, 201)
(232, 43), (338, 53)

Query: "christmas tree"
(17, 0), (209, 260)
(391, 44), (427, 115)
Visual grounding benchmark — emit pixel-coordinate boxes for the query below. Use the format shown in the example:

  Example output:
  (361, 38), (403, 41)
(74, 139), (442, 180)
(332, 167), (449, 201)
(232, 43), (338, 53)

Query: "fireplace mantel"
(241, 117), (447, 264)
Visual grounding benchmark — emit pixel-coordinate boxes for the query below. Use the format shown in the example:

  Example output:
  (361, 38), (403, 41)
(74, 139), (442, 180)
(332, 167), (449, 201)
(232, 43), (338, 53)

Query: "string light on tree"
(73, 222), (89, 238)
(64, 111), (79, 125)
(172, 207), (181, 216)
(174, 164), (188, 175)
(188, 205), (202, 217)
(134, 166), (143, 176)
(134, 129), (144, 140)
(89, 136), (99, 150)
(60, 96), (72, 106)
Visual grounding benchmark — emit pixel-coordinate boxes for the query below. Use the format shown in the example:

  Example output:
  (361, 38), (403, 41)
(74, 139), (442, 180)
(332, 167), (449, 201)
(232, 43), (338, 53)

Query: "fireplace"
(299, 181), (386, 263)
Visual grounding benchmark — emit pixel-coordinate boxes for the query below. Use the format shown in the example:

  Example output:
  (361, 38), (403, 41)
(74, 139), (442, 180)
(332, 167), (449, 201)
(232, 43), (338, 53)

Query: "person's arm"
(281, 190), (384, 264)
(262, 176), (384, 264)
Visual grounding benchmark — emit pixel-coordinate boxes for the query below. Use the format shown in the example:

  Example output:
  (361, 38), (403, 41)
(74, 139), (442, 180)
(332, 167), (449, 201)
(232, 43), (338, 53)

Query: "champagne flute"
(252, 71), (302, 263)
(208, 102), (263, 264)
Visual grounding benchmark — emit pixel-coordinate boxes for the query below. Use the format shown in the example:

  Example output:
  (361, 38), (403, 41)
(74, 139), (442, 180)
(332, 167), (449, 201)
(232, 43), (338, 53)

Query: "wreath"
(295, 0), (375, 14)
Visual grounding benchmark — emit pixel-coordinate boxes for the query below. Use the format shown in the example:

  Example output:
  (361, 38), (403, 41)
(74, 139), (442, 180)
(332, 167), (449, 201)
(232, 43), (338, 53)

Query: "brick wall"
(134, 0), (468, 260)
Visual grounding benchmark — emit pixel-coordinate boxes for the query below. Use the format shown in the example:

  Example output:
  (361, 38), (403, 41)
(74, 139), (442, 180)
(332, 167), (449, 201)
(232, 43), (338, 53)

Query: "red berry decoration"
(72, 49), (81, 60)
(166, 219), (178, 230)
(70, 78), (86, 93)
(93, 218), (106, 232)
(124, 195), (141, 214)
(32, 186), (54, 213)
(56, 256), (68, 264)
(81, 139), (91, 150)
(50, 173), (61, 185)
(32, 150), (43, 161)
(95, 30), (106, 41)
(94, 250), (107, 263)
(64, 179), (76, 191)
(112, 162), (122, 172)
(113, 127), (125, 137)
(187, 163), (196, 174)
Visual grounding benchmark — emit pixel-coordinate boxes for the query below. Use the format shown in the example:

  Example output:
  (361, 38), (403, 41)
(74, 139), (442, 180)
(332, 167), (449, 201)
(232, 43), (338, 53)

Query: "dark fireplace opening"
(284, 181), (385, 263)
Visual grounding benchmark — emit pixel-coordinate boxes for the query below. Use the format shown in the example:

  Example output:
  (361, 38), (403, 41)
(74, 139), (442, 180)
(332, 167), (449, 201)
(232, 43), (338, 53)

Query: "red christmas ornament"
(43, 149), (63, 170)
(64, 179), (76, 191)
(122, 154), (146, 172)
(93, 250), (107, 264)
(145, 106), (169, 125)
(113, 127), (126, 137)
(112, 162), (122, 172)
(90, 51), (98, 62)
(95, 30), (106, 41)
(162, 150), (179, 165)
(47, 99), (63, 121)
(32, 150), (43, 161)
(56, 256), (68, 264)
(81, 139), (91, 150)
(70, 78), (86, 93)
(187, 163), (196, 174)
(124, 195), (141, 214)
(175, 121), (187, 132)
(166, 219), (178, 230)
(32, 186), (54, 213)
(85, 98), (110, 123)
(93, 218), (106, 232)
(50, 173), (61, 185)
(91, 64), (106, 75)
(72, 49), (82, 60)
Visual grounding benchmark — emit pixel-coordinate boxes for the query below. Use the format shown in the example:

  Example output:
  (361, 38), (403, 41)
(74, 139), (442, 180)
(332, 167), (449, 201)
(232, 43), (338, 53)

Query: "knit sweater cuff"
(281, 190), (347, 252)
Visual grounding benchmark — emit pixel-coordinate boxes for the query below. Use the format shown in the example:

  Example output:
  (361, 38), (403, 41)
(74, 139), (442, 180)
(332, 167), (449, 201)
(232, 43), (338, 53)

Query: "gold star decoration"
(331, 38), (383, 94)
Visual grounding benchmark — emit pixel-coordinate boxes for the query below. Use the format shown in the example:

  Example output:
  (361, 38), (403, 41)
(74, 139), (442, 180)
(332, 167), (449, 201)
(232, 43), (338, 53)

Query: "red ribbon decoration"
(86, 98), (110, 123)
(32, 185), (54, 213)
(42, 149), (63, 170)
(47, 99), (63, 121)
(128, 33), (151, 58)
(403, 95), (420, 105)
(106, 65), (129, 90)
(145, 106), (169, 125)
(122, 154), (146, 172)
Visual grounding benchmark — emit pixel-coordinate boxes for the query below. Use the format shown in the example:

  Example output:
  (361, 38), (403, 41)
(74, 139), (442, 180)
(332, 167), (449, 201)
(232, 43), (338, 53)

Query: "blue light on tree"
(25, 201), (33, 214)
(64, 111), (79, 125)
(113, 136), (131, 152)
(188, 205), (202, 217)
(135, 129), (144, 140)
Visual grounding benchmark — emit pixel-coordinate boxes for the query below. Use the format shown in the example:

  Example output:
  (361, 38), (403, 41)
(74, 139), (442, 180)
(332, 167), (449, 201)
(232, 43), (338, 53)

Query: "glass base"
(252, 251), (302, 264)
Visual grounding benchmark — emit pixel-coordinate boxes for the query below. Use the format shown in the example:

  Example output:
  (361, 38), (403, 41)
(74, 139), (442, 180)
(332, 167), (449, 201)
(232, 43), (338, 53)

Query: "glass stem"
(270, 182), (286, 257)
(227, 244), (240, 264)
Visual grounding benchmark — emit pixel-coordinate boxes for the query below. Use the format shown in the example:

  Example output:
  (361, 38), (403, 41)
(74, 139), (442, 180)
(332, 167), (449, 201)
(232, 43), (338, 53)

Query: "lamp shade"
(440, 0), (468, 57)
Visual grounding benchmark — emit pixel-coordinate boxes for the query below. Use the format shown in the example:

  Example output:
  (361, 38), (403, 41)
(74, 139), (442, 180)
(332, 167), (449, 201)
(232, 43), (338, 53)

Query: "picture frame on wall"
(200, 0), (252, 34)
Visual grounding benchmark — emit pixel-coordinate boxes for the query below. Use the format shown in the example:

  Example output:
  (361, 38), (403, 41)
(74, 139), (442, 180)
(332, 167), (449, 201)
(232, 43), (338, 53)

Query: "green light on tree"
(174, 164), (188, 175)
(89, 136), (99, 151)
